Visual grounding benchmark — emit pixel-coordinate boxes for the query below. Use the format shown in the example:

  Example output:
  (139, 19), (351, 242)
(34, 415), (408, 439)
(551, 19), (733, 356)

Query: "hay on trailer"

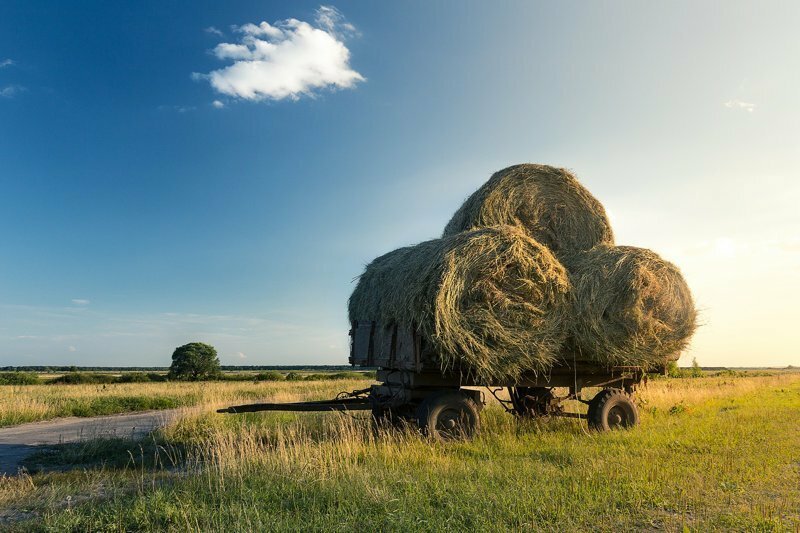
(566, 245), (697, 368)
(442, 164), (614, 259)
(348, 226), (572, 383)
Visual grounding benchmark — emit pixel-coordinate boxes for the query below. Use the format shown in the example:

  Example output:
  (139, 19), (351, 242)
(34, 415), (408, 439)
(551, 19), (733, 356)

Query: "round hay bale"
(348, 226), (572, 383)
(567, 245), (697, 368)
(443, 164), (614, 259)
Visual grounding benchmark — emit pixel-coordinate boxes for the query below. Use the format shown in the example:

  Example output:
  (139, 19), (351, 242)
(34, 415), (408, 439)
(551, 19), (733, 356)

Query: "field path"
(0, 409), (183, 475)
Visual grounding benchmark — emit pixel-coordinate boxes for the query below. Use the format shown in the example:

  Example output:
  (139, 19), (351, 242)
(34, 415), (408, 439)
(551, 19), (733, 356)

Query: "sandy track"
(0, 409), (183, 475)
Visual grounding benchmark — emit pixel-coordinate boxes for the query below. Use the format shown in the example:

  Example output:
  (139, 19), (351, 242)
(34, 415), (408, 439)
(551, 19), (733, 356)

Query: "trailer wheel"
(416, 390), (480, 441)
(509, 387), (555, 417)
(587, 389), (639, 431)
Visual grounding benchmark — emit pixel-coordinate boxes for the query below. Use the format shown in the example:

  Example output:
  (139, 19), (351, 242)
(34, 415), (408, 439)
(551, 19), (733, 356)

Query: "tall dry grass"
(2, 373), (799, 530)
(0, 379), (370, 427)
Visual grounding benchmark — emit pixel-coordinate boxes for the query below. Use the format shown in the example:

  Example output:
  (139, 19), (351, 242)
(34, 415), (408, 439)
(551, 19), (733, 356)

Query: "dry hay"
(566, 245), (697, 368)
(443, 164), (614, 259)
(348, 226), (571, 383)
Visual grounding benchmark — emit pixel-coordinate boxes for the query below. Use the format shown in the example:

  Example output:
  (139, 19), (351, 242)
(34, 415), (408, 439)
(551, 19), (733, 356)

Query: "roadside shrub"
(324, 372), (365, 380)
(116, 372), (168, 383)
(0, 371), (42, 385)
(50, 372), (118, 385)
(712, 369), (745, 378)
(666, 361), (685, 378)
(689, 357), (703, 378)
(66, 396), (183, 417)
(116, 372), (151, 383)
(255, 371), (285, 381)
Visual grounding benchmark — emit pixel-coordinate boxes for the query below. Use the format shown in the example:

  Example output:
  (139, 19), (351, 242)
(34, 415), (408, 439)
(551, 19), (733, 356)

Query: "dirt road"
(0, 410), (183, 475)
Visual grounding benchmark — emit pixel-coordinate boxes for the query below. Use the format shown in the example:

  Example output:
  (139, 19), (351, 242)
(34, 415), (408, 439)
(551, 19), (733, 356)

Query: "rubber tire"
(416, 390), (481, 441)
(509, 387), (554, 417)
(587, 389), (639, 431)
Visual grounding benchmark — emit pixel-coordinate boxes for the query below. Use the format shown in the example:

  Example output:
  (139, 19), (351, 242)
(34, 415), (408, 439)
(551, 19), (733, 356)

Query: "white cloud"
(197, 5), (364, 102)
(68, 345), (77, 352)
(236, 351), (247, 359)
(724, 99), (755, 113)
(0, 59), (14, 68)
(315, 5), (357, 38)
(205, 26), (223, 36)
(71, 299), (90, 306)
(212, 99), (225, 108)
(238, 21), (285, 39)
(0, 85), (23, 98)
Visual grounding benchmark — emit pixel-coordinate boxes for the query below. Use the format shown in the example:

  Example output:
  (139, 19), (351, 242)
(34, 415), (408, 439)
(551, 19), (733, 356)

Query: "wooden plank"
(351, 321), (374, 366)
(372, 322), (396, 367)
(394, 324), (418, 370)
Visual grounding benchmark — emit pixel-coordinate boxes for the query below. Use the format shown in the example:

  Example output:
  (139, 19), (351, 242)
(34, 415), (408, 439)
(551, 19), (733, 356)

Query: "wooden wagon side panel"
(397, 324), (431, 371)
(372, 323), (397, 368)
(350, 321), (374, 366)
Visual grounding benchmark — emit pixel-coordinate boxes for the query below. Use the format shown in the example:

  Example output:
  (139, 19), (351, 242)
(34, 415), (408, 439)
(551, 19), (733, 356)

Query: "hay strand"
(443, 164), (614, 259)
(348, 226), (571, 383)
(566, 245), (697, 368)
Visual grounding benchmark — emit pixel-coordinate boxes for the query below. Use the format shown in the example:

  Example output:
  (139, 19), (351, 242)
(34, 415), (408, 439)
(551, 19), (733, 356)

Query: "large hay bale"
(443, 164), (614, 259)
(348, 226), (571, 382)
(567, 245), (697, 368)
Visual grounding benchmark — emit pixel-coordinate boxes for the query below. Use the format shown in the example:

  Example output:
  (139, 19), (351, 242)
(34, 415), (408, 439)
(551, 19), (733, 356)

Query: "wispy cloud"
(314, 5), (358, 38)
(68, 345), (77, 352)
(236, 351), (247, 359)
(212, 99), (225, 109)
(724, 99), (755, 113)
(0, 303), (347, 365)
(0, 85), (24, 98)
(195, 5), (364, 102)
(0, 58), (14, 68)
(205, 26), (223, 37)
(157, 104), (196, 113)
(71, 299), (90, 306)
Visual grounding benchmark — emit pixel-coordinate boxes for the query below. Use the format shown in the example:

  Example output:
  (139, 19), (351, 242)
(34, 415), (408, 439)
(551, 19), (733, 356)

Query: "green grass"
(0, 373), (375, 427)
(0, 392), (197, 427)
(1, 374), (798, 531)
(0, 372), (41, 385)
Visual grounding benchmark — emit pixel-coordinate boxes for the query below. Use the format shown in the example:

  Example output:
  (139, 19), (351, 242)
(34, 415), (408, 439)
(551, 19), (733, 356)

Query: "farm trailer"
(219, 321), (645, 439)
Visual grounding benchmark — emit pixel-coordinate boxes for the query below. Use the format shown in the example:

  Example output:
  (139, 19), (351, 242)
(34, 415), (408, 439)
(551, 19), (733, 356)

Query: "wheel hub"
(438, 409), (461, 433)
(608, 406), (626, 427)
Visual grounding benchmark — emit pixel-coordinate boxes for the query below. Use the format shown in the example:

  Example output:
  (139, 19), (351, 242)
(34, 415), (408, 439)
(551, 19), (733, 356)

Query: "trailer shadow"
(14, 436), (183, 475)
(0, 443), (47, 476)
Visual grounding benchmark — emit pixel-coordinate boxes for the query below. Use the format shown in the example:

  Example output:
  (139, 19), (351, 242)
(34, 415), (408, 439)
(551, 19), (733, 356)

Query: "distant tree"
(666, 360), (682, 378)
(168, 342), (221, 381)
(690, 357), (703, 378)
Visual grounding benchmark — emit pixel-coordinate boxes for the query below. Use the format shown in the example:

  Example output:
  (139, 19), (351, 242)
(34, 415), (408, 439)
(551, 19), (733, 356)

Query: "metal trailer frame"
(219, 321), (647, 436)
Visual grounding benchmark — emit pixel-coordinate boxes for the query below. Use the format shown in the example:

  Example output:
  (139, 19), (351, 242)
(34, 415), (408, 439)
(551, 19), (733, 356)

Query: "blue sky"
(1, 1), (798, 367)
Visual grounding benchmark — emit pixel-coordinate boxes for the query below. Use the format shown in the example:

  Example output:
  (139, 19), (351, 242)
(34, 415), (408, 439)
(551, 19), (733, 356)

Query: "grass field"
(0, 372), (372, 427)
(1, 372), (799, 531)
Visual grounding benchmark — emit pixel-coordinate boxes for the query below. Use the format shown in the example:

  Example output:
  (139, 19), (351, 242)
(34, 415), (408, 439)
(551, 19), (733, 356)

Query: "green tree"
(690, 357), (703, 378)
(666, 360), (682, 378)
(168, 342), (221, 381)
